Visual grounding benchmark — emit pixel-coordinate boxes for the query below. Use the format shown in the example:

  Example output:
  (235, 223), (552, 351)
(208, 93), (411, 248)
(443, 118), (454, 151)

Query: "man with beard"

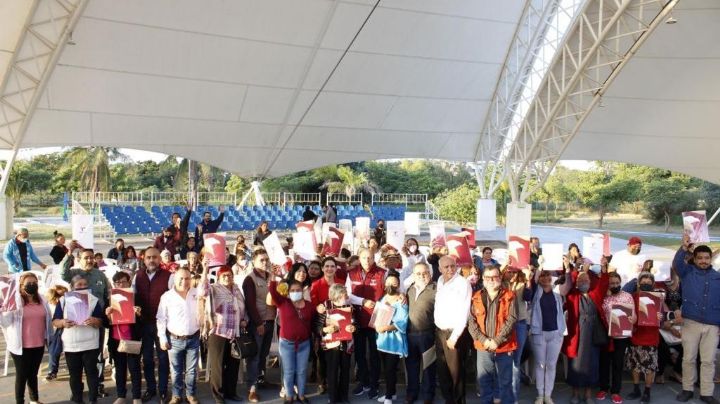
(468, 265), (518, 404)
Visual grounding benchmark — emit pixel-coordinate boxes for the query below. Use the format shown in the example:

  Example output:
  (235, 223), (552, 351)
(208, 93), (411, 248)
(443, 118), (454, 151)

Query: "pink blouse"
(22, 303), (46, 348)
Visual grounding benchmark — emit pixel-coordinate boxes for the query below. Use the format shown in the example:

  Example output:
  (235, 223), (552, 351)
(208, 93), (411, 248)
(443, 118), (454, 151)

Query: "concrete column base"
(505, 202), (531, 241)
(476, 199), (497, 231)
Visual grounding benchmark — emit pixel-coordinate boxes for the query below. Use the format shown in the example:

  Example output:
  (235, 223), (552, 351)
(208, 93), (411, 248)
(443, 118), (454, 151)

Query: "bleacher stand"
(101, 204), (408, 235)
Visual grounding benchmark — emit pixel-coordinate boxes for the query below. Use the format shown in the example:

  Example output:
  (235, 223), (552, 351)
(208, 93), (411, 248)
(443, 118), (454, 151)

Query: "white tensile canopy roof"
(16, 0), (526, 177)
(2, 0), (719, 184)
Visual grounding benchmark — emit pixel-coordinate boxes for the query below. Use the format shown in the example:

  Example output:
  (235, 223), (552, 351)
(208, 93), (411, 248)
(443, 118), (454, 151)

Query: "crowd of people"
(1, 205), (720, 404)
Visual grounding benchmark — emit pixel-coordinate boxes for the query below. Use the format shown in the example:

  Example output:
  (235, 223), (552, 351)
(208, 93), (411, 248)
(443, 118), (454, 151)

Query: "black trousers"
(598, 338), (630, 394)
(11, 346), (44, 404)
(381, 352), (401, 397)
(207, 334), (241, 401)
(108, 337), (142, 399)
(436, 328), (468, 404)
(354, 327), (380, 389)
(325, 348), (351, 403)
(66, 349), (100, 403)
(658, 338), (683, 376)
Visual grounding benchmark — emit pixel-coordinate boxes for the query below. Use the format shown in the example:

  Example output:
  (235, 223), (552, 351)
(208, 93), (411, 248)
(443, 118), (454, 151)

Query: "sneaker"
(676, 391), (693, 402)
(279, 387), (286, 398)
(141, 391), (156, 403)
(611, 394), (623, 404)
(368, 388), (380, 400)
(700, 396), (720, 404)
(384, 400), (392, 404)
(187, 397), (200, 404)
(535, 398), (544, 404)
(543, 398), (555, 404)
(167, 397), (182, 404)
(248, 390), (259, 403)
(596, 391), (607, 400)
(45, 373), (57, 382)
(352, 385), (370, 396)
(378, 395), (397, 402)
(113, 399), (127, 404)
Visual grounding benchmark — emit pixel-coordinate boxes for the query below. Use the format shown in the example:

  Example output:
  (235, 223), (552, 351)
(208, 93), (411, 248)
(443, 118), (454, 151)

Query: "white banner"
(541, 243), (564, 271)
(355, 217), (370, 240)
(583, 234), (605, 265)
(429, 222), (446, 247)
(386, 221), (406, 251)
(404, 212), (421, 235)
(72, 214), (94, 249)
(293, 231), (317, 261)
(262, 232), (287, 266)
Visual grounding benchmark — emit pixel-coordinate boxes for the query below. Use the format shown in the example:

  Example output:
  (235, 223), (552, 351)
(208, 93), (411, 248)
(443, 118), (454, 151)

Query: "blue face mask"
(577, 283), (590, 293)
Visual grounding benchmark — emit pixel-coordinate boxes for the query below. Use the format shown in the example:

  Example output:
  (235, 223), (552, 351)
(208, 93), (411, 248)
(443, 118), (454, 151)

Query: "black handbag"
(592, 314), (609, 346)
(230, 328), (257, 359)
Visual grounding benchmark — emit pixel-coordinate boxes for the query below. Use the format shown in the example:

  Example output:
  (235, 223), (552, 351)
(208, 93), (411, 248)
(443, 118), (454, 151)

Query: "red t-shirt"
(269, 281), (314, 342)
(631, 293), (660, 346)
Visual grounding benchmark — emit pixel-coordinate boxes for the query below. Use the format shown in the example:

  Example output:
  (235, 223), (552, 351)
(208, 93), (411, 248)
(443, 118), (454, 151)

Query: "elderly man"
(674, 234), (720, 404)
(405, 263), (437, 404)
(468, 265), (518, 404)
(346, 248), (387, 399)
(134, 247), (173, 402)
(434, 255), (472, 404)
(157, 268), (201, 404)
(3, 227), (47, 273)
(61, 245), (112, 398)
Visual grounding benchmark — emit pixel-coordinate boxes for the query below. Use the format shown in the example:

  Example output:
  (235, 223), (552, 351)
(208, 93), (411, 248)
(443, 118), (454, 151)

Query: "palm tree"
(321, 166), (379, 198)
(65, 147), (125, 192)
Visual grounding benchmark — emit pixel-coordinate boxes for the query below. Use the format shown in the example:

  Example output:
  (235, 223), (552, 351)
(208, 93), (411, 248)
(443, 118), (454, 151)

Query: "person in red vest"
(345, 248), (386, 400)
(133, 247), (172, 402)
(468, 265), (518, 403)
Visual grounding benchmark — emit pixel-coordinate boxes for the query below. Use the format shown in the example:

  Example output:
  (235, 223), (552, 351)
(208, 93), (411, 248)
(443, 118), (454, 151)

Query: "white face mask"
(289, 291), (303, 302)
(408, 245), (418, 253)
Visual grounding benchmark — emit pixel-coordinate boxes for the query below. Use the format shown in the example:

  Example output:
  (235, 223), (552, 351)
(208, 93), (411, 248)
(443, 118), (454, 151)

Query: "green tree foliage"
(432, 183), (480, 226)
(321, 166), (379, 197)
(5, 160), (53, 211)
(576, 164), (640, 228)
(65, 147), (126, 192)
(365, 160), (473, 198)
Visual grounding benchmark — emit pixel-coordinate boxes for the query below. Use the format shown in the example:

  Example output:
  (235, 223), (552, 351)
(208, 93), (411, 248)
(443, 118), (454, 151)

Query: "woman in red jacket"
(563, 258), (610, 404)
(625, 272), (662, 404)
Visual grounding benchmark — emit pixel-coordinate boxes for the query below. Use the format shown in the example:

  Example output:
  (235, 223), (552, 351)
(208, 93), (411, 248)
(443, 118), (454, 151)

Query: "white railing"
(72, 191), (145, 208)
(284, 192), (321, 206)
(327, 193), (363, 205)
(197, 192), (237, 206)
(371, 193), (428, 207)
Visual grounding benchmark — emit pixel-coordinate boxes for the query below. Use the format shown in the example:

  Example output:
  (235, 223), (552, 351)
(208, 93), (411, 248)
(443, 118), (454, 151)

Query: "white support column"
(476, 199), (497, 232)
(506, 201), (532, 241)
(0, 197), (13, 240)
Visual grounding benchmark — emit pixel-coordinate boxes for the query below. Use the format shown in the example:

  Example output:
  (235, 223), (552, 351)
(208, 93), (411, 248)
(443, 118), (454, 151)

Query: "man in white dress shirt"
(434, 255), (472, 404)
(157, 268), (201, 404)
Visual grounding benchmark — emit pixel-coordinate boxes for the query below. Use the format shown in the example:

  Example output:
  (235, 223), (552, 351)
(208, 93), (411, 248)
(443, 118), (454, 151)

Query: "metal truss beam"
(503, 0), (678, 203)
(472, 0), (563, 198)
(0, 0), (88, 194)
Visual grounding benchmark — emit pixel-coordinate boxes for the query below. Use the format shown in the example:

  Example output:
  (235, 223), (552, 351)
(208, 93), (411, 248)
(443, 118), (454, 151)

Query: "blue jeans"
(279, 338), (311, 397)
(512, 320), (528, 400)
(168, 334), (200, 398)
(142, 322), (169, 394)
(48, 329), (63, 374)
(405, 332), (436, 401)
(477, 350), (514, 404)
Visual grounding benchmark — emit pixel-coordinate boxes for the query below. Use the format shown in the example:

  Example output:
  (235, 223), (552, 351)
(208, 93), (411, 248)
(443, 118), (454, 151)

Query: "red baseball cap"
(627, 237), (642, 246)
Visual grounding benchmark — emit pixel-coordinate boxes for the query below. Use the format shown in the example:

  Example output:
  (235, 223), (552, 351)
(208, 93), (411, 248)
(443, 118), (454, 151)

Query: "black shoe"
(676, 391), (694, 402)
(627, 390), (641, 400)
(352, 385), (369, 396)
(368, 388), (380, 400)
(97, 384), (109, 398)
(45, 373), (57, 381)
(141, 391), (157, 402)
(640, 391), (650, 403)
(700, 396), (720, 404)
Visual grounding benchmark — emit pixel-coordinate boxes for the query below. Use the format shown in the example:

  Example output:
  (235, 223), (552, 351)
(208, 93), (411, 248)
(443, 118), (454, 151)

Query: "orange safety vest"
(470, 288), (518, 353)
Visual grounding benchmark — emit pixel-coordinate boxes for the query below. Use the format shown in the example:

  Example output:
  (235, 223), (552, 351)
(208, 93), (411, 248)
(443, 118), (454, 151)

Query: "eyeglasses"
(483, 276), (500, 280)
(414, 272), (430, 277)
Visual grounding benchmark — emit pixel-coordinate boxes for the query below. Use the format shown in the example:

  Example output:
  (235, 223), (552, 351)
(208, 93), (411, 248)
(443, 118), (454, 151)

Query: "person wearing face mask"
(200, 265), (249, 404)
(528, 270), (566, 404)
(3, 227), (47, 274)
(269, 276), (315, 404)
(623, 272), (661, 404)
(656, 274), (683, 385)
(400, 238), (427, 291)
(610, 237), (644, 287)
(562, 256), (610, 404)
(375, 273), (409, 404)
(315, 284), (356, 403)
(597, 272), (636, 404)
(53, 275), (105, 404)
(674, 234), (720, 403)
(61, 246), (113, 399)
(374, 220), (387, 246)
(468, 265), (518, 404)
(0, 272), (53, 404)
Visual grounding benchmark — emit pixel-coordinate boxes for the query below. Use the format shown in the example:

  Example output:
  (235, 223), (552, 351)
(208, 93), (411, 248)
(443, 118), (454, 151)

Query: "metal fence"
(284, 192), (321, 206)
(327, 192), (363, 205)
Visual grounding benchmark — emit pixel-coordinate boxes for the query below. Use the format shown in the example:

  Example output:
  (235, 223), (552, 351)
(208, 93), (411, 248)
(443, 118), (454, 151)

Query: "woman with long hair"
(0, 272), (53, 404)
(253, 221), (272, 246)
(121, 246), (139, 273)
(45, 284), (68, 381)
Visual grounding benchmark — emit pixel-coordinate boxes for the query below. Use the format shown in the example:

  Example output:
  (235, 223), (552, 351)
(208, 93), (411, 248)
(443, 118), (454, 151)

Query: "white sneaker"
(279, 387), (286, 398)
(384, 400), (392, 404)
(378, 395), (397, 402)
(535, 398), (545, 404)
